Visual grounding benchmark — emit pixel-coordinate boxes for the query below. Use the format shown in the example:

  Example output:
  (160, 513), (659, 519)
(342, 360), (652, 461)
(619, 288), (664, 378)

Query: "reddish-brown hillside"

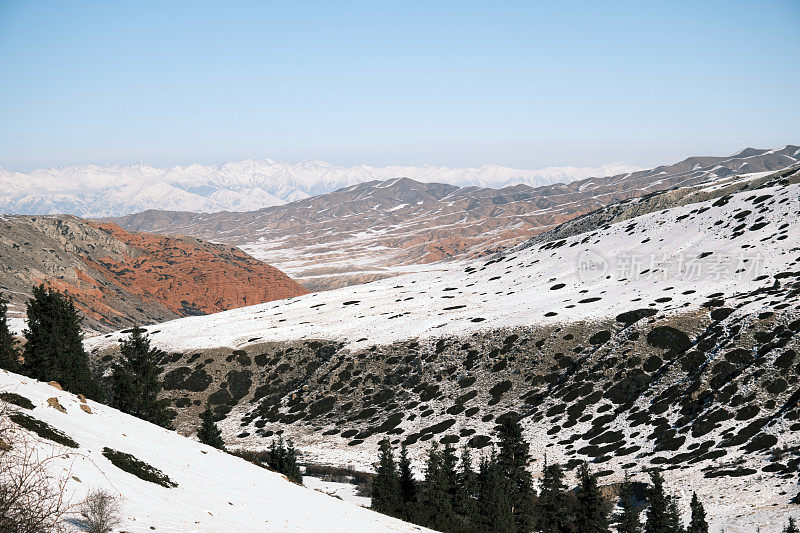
(0, 215), (307, 332)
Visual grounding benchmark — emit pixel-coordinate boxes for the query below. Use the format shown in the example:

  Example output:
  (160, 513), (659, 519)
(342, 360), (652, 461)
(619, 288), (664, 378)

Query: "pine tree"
(615, 472), (641, 533)
(441, 442), (460, 509)
(283, 439), (302, 484)
(785, 517), (799, 533)
(110, 326), (172, 428)
(478, 450), (515, 533)
(687, 493), (708, 533)
(268, 435), (287, 472)
(0, 293), (20, 372)
(537, 457), (569, 533)
(456, 445), (479, 524)
(644, 471), (669, 533)
(665, 495), (683, 533)
(398, 443), (417, 519)
(197, 403), (225, 449)
(372, 438), (401, 517)
(398, 444), (417, 503)
(575, 462), (609, 533)
(496, 414), (535, 531)
(22, 285), (102, 399)
(419, 443), (454, 529)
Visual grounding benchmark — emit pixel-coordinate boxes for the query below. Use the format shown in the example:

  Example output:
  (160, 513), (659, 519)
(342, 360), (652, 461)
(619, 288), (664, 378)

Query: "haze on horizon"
(0, 0), (798, 172)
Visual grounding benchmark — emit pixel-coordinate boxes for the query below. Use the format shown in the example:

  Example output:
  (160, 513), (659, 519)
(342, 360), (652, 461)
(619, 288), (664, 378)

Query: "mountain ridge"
(107, 145), (800, 291)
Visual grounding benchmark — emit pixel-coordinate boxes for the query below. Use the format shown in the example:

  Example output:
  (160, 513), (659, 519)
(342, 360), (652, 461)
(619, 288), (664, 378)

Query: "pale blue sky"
(0, 0), (798, 171)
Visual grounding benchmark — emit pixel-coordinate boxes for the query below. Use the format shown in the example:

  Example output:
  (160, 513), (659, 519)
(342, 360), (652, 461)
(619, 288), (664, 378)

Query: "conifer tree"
(419, 443), (454, 529)
(441, 442), (460, 508)
(478, 450), (515, 533)
(497, 414), (535, 531)
(110, 326), (172, 428)
(615, 472), (641, 533)
(665, 495), (683, 533)
(197, 403), (225, 449)
(456, 445), (479, 524)
(398, 443), (417, 519)
(372, 438), (401, 517)
(0, 293), (20, 372)
(537, 457), (569, 533)
(268, 436), (286, 472)
(785, 517), (799, 533)
(283, 439), (302, 484)
(644, 471), (669, 533)
(22, 285), (102, 399)
(575, 462), (609, 533)
(687, 493), (708, 533)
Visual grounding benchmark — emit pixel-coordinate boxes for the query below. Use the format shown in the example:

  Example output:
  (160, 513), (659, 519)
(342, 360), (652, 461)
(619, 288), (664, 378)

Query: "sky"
(0, 0), (798, 171)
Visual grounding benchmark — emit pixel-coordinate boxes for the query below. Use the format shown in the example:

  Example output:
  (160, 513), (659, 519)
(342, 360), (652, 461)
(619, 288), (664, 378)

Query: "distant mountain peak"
(0, 158), (642, 217)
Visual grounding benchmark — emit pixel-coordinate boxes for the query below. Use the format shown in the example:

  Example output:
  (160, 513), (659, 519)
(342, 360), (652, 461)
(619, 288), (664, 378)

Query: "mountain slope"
(87, 165), (800, 530)
(0, 216), (307, 332)
(0, 370), (428, 532)
(0, 159), (639, 217)
(108, 145), (800, 291)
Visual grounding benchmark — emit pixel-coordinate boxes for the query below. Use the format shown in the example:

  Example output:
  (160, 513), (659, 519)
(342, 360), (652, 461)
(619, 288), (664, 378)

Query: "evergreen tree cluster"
(267, 436), (302, 484)
(371, 414), (711, 533)
(20, 285), (103, 400)
(2, 285), (177, 430)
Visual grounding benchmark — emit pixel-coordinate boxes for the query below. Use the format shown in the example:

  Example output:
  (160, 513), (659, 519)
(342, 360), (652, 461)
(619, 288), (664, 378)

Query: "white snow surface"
(0, 371), (430, 532)
(86, 179), (800, 355)
(0, 159), (638, 217)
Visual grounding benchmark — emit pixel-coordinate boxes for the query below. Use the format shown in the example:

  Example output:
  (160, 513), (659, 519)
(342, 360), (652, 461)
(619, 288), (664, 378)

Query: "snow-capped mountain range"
(0, 159), (639, 217)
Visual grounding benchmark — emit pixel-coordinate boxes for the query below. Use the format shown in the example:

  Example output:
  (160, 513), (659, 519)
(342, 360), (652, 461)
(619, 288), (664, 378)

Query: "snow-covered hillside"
(0, 159), (638, 217)
(87, 172), (800, 354)
(0, 370), (429, 532)
(78, 166), (800, 532)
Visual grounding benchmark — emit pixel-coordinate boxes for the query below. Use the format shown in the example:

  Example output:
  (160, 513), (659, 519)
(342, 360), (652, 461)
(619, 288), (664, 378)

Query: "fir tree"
(575, 462), (609, 533)
(785, 517), (799, 533)
(110, 326), (172, 428)
(687, 493), (708, 533)
(478, 450), (515, 533)
(22, 285), (102, 399)
(665, 495), (683, 533)
(644, 471), (669, 533)
(0, 293), (20, 372)
(398, 443), (417, 519)
(497, 414), (535, 531)
(268, 436), (286, 472)
(615, 472), (641, 533)
(283, 439), (302, 484)
(441, 442), (460, 509)
(456, 445), (479, 524)
(372, 438), (401, 517)
(419, 443), (454, 529)
(537, 457), (569, 533)
(197, 403), (225, 449)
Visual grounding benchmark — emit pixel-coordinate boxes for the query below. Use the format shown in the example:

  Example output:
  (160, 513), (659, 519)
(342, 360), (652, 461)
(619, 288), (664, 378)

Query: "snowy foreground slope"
(88, 170), (800, 355)
(0, 371), (429, 533)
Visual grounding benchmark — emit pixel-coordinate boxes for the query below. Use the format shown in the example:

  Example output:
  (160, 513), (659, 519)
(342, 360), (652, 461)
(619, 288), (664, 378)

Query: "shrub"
(78, 489), (123, 533)
(0, 402), (72, 532)
(9, 413), (78, 448)
(101, 447), (177, 488)
(0, 392), (35, 410)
